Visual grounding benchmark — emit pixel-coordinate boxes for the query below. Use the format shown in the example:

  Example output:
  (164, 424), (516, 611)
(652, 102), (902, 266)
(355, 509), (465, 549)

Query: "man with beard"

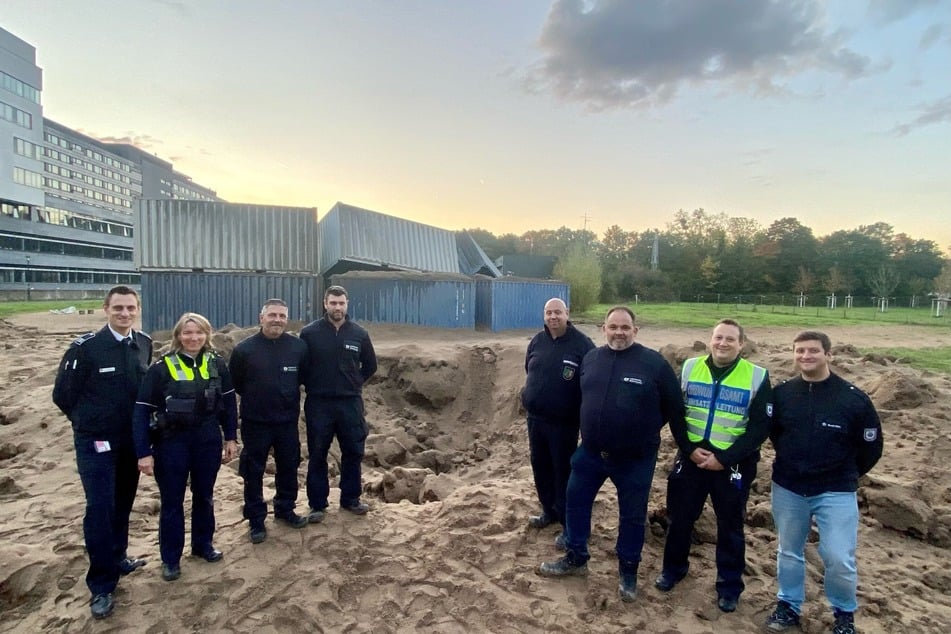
(300, 285), (377, 521)
(230, 298), (310, 543)
(53, 286), (153, 619)
(537, 306), (684, 603)
(521, 298), (594, 543)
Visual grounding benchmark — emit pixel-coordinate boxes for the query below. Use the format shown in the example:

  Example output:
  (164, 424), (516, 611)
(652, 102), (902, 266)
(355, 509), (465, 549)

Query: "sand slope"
(1, 312), (950, 633)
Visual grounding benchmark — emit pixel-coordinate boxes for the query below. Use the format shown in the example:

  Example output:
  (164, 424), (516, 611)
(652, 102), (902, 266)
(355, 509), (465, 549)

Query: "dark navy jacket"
(578, 343), (684, 459)
(53, 325), (153, 441)
(229, 331), (308, 424)
(770, 372), (883, 496)
(300, 316), (377, 398)
(521, 322), (595, 425)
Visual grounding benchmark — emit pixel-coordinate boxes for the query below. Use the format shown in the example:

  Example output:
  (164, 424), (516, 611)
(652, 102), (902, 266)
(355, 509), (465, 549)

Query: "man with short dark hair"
(656, 318), (772, 613)
(765, 331), (883, 634)
(230, 298), (310, 543)
(522, 298), (594, 536)
(537, 306), (684, 603)
(301, 285), (377, 521)
(53, 285), (153, 619)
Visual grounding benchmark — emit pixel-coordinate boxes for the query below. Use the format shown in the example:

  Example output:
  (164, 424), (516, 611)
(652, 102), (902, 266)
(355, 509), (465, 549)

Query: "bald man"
(521, 298), (595, 538)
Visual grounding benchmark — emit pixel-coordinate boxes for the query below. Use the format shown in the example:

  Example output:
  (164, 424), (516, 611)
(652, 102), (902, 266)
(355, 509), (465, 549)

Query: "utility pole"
(25, 254), (31, 301)
(580, 212), (592, 232)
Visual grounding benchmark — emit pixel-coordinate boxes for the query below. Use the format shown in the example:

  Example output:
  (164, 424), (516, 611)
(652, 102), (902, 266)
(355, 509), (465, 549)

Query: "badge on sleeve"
(864, 428), (878, 442)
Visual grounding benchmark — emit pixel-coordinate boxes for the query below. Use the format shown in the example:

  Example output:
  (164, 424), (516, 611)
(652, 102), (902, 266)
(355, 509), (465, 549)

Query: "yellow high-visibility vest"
(681, 357), (766, 449)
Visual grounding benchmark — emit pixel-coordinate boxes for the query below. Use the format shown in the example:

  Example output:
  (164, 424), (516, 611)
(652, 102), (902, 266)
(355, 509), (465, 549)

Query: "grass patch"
(574, 302), (951, 329)
(864, 347), (951, 375)
(0, 300), (102, 319)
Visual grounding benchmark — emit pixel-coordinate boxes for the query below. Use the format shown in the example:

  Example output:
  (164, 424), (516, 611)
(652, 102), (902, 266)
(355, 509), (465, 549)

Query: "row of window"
(44, 176), (133, 208)
(13, 137), (41, 160)
(13, 166), (43, 188)
(44, 145), (139, 185)
(41, 206), (134, 237)
(44, 132), (133, 172)
(1, 199), (134, 237)
(1, 71), (41, 104)
(0, 232), (133, 261)
(1, 100), (32, 129)
(172, 182), (216, 201)
(44, 163), (134, 197)
(1, 267), (139, 285)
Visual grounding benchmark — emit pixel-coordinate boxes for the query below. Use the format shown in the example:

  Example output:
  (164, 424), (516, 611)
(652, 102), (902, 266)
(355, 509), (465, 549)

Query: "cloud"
(891, 94), (951, 136)
(919, 23), (951, 49)
(525, 0), (873, 109)
(88, 132), (165, 151)
(147, 0), (189, 16)
(867, 0), (941, 24)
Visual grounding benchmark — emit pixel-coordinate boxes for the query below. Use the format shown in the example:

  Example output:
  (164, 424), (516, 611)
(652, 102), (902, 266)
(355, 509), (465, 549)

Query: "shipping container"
(474, 277), (570, 331)
(136, 199), (319, 272)
(329, 271), (474, 329)
(319, 203), (458, 276)
(140, 271), (319, 333)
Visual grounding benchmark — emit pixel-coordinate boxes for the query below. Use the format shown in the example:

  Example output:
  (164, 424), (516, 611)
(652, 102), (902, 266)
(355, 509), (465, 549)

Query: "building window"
(1, 100), (32, 129)
(13, 167), (43, 188)
(1, 71), (41, 104)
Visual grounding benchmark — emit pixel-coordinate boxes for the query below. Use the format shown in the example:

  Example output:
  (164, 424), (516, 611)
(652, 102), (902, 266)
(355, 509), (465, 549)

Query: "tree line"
(466, 209), (951, 310)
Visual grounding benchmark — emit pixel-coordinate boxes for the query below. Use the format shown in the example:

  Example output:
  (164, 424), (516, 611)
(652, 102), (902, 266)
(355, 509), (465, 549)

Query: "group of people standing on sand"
(53, 284), (375, 620)
(523, 298), (882, 634)
(53, 285), (882, 633)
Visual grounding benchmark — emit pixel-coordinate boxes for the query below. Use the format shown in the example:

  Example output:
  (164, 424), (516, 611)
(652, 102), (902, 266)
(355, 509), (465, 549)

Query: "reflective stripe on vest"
(163, 352), (212, 381)
(681, 356), (766, 449)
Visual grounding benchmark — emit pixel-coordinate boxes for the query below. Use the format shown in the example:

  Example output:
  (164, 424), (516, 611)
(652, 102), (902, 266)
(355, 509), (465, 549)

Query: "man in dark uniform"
(230, 298), (310, 543)
(537, 306), (685, 603)
(301, 285), (377, 521)
(765, 331), (883, 634)
(656, 318), (772, 613)
(52, 285), (153, 619)
(521, 298), (594, 542)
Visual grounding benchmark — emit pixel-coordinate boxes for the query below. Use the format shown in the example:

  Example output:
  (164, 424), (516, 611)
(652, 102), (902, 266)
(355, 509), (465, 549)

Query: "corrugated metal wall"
(136, 200), (319, 272)
(141, 271), (319, 333)
(475, 278), (571, 331)
(330, 273), (474, 329)
(319, 203), (459, 275)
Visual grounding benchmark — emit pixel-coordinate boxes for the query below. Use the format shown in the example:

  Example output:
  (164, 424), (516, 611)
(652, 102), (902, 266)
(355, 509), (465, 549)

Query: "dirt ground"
(1, 310), (950, 633)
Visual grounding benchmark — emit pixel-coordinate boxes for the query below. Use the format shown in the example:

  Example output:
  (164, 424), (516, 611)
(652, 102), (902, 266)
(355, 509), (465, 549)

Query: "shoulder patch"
(71, 332), (96, 346)
(864, 428), (878, 442)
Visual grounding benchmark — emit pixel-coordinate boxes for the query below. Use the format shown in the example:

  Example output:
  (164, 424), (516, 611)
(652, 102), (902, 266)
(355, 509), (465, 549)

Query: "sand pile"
(1, 313), (950, 632)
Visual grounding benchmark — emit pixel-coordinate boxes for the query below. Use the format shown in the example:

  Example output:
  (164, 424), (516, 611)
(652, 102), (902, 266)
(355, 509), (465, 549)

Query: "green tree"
(759, 218), (819, 293)
(819, 230), (891, 296)
(554, 243), (602, 312)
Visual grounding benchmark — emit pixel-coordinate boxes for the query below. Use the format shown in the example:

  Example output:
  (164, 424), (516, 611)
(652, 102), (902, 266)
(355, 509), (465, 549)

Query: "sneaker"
(618, 572), (637, 602)
(537, 555), (588, 577)
(341, 501), (369, 515)
(90, 593), (114, 619)
(249, 525), (267, 544)
(717, 595), (738, 613)
(554, 533), (567, 551)
(654, 570), (686, 592)
(161, 562), (181, 582)
(308, 508), (326, 523)
(765, 600), (800, 631)
(275, 512), (308, 528)
(528, 513), (554, 529)
(832, 609), (855, 634)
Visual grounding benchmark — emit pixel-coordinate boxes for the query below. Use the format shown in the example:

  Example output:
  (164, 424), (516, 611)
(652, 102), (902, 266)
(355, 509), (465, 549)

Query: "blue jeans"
(563, 445), (657, 567)
(771, 482), (858, 613)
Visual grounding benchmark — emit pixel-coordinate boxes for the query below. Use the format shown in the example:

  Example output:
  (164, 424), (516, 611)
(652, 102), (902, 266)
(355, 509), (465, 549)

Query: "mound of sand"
(1, 313), (950, 632)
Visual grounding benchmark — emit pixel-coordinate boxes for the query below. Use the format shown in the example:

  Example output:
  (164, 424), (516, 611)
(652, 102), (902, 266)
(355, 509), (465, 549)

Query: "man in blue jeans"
(765, 331), (883, 634)
(536, 306), (685, 603)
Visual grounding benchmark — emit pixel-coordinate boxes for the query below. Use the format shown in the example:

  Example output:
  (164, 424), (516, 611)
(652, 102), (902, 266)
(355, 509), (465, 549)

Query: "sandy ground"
(1, 310), (950, 633)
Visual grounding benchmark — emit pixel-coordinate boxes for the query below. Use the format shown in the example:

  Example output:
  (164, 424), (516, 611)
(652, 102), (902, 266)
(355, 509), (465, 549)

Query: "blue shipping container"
(330, 273), (474, 329)
(141, 271), (319, 332)
(475, 278), (570, 332)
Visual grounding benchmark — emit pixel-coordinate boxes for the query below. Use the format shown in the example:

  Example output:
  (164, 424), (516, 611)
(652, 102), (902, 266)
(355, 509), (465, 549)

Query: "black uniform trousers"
(527, 415), (579, 525)
(153, 419), (222, 565)
(662, 452), (757, 599)
(239, 418), (302, 526)
(74, 434), (140, 596)
(304, 396), (367, 510)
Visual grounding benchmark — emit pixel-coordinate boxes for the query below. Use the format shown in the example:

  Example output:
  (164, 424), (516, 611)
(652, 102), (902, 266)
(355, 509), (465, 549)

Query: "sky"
(3, 1), (950, 250)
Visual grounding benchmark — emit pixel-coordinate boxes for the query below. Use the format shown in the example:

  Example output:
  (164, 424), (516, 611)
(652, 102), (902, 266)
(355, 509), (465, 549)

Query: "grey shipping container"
(319, 202), (459, 276)
(136, 199), (319, 273)
(140, 271), (319, 333)
(330, 272), (474, 329)
(475, 277), (570, 332)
